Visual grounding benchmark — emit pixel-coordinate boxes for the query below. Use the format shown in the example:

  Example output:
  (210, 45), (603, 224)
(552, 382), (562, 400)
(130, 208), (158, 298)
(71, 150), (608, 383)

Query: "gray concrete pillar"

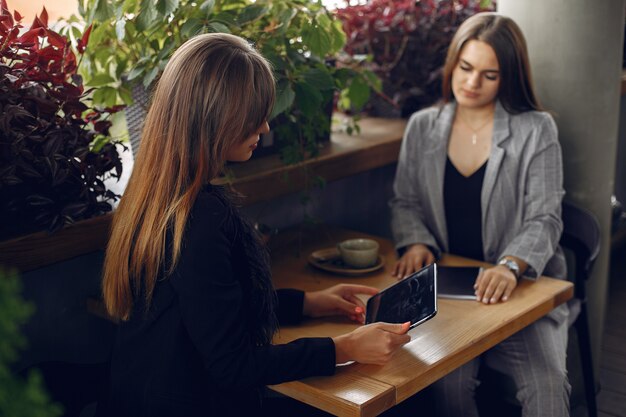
(498, 0), (624, 382)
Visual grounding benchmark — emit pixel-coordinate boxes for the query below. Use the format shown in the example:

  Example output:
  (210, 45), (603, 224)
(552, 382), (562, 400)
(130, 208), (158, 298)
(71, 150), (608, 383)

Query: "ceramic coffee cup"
(337, 238), (380, 269)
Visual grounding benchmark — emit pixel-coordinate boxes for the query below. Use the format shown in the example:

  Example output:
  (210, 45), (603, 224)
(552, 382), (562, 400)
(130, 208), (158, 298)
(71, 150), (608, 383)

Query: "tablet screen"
(366, 263), (437, 328)
(437, 266), (482, 300)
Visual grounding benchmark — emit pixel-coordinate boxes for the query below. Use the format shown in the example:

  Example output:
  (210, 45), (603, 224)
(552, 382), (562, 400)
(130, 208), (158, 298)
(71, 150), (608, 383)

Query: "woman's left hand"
(474, 266), (518, 304)
(303, 284), (379, 323)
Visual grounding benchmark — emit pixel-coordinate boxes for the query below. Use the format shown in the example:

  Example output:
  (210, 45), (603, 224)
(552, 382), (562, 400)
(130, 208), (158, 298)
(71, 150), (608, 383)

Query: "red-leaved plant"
(336, 0), (494, 117)
(0, 1), (125, 239)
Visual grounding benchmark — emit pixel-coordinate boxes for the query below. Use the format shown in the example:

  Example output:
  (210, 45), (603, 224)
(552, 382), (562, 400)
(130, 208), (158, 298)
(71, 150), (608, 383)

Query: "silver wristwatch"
(498, 258), (520, 279)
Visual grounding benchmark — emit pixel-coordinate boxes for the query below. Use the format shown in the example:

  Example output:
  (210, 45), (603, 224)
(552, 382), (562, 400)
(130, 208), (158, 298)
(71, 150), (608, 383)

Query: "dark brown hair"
(103, 33), (275, 320)
(442, 12), (542, 114)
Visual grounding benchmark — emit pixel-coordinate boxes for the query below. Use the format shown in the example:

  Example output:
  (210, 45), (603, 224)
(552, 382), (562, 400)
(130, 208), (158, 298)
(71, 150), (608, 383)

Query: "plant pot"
(0, 214), (112, 273)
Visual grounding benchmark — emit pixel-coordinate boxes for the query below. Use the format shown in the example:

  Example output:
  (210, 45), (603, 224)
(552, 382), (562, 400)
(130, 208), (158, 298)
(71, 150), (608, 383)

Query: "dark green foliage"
(77, 0), (378, 165)
(0, 268), (63, 417)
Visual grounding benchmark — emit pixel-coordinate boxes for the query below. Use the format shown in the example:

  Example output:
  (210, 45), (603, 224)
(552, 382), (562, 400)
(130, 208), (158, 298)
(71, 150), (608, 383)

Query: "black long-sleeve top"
(108, 186), (335, 417)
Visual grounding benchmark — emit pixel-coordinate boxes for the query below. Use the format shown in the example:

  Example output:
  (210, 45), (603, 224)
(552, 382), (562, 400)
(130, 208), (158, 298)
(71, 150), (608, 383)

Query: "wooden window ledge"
(0, 117), (407, 272)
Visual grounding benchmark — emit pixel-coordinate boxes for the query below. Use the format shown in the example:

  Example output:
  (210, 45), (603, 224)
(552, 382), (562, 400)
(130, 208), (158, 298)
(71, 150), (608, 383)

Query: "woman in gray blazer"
(390, 13), (570, 417)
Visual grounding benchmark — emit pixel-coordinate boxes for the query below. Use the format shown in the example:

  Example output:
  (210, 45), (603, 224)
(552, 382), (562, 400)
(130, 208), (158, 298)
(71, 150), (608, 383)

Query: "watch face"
(499, 259), (520, 277)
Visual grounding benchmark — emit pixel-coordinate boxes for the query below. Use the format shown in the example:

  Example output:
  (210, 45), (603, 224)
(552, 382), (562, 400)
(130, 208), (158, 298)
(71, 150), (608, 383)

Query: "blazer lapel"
(481, 101), (511, 227)
(423, 103), (455, 252)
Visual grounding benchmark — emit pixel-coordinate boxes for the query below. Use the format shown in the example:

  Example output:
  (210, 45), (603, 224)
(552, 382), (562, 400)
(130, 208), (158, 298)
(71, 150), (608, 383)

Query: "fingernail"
(502, 296), (508, 301)
(490, 298), (496, 303)
(483, 298), (489, 303)
(355, 307), (363, 313)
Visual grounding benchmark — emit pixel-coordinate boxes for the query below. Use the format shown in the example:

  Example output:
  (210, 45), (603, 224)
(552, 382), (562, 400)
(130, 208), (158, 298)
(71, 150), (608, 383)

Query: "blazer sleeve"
(500, 114), (565, 278)
(276, 289), (305, 325)
(170, 195), (335, 389)
(390, 111), (441, 256)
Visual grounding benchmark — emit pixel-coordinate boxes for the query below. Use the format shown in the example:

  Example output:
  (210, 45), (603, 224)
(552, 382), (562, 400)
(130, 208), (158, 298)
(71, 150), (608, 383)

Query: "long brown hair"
(103, 33), (275, 321)
(442, 12), (542, 114)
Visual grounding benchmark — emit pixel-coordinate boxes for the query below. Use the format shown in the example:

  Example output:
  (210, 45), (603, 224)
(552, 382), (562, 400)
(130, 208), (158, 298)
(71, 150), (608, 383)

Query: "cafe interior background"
(2, 0), (625, 416)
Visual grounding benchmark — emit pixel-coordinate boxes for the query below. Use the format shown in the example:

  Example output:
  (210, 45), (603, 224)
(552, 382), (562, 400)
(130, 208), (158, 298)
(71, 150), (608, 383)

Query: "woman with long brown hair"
(102, 33), (411, 417)
(390, 13), (570, 416)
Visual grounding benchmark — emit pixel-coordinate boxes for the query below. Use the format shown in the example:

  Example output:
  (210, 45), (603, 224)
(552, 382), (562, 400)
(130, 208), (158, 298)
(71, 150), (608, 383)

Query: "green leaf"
(92, 86), (118, 107)
(119, 86), (134, 105)
(115, 59), (128, 79)
(115, 19), (126, 41)
(237, 4), (268, 24)
(156, 0), (179, 16)
(302, 20), (331, 58)
(347, 76), (371, 111)
(71, 26), (82, 42)
(181, 17), (204, 38)
(276, 8), (297, 32)
(363, 70), (382, 93)
(207, 21), (231, 34)
(480, 0), (493, 8)
(262, 50), (285, 71)
(295, 81), (323, 117)
(330, 19), (346, 53)
(122, 0), (139, 14)
(156, 38), (177, 60)
(200, 0), (215, 13)
(301, 68), (334, 91)
(143, 65), (160, 88)
(93, 0), (113, 21)
(87, 74), (116, 87)
(270, 82), (295, 120)
(126, 65), (145, 81)
(136, 0), (158, 32)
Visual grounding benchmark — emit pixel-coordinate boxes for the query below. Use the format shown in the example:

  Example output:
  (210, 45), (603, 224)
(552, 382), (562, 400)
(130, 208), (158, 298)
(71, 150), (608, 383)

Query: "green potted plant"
(336, 0), (494, 117)
(76, 0), (378, 164)
(0, 4), (124, 240)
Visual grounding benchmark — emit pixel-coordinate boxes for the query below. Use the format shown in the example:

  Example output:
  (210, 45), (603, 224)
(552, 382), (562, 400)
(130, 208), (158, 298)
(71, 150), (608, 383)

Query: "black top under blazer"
(107, 186), (336, 417)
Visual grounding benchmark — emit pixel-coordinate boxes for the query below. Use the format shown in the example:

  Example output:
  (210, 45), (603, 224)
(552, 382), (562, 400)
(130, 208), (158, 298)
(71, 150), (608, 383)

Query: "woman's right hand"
(393, 244), (435, 279)
(332, 322), (411, 365)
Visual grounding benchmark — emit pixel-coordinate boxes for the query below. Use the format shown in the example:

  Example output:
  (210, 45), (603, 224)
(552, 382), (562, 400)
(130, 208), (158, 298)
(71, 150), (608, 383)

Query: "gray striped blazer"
(390, 101), (566, 279)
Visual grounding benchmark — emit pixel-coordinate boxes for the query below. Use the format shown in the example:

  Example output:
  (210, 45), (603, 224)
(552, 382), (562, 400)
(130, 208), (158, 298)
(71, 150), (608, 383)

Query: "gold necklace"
(456, 113), (493, 145)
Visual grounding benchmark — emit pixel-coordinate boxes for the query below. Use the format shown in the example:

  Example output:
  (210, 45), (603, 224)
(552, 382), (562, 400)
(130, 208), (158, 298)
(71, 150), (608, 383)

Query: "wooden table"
(267, 225), (574, 417)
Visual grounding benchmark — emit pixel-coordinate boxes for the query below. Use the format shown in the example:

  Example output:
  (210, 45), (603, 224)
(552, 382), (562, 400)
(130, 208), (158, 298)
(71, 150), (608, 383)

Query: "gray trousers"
(432, 304), (571, 417)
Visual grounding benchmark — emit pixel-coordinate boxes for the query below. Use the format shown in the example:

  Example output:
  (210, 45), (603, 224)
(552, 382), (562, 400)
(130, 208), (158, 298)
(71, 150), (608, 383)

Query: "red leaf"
(46, 28), (67, 48)
(14, 10), (21, 21)
(61, 81), (84, 98)
(40, 6), (48, 26)
(16, 27), (43, 45)
(94, 120), (112, 134)
(31, 15), (45, 30)
(0, 9), (15, 29)
(0, 0), (8, 12)
(77, 24), (92, 54)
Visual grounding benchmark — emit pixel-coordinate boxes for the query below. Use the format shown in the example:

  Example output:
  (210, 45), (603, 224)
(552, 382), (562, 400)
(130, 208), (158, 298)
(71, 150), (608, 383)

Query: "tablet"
(365, 263), (437, 328)
(437, 266), (482, 300)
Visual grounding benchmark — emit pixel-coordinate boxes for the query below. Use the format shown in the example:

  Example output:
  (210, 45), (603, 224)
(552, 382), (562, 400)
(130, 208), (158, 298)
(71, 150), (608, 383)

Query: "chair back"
(560, 200), (601, 300)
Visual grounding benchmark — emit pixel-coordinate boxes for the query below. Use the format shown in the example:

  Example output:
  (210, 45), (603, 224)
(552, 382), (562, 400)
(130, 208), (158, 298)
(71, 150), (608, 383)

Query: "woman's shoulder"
(509, 109), (557, 131)
(404, 103), (450, 141)
(195, 185), (231, 213)
(407, 104), (445, 126)
(188, 185), (236, 234)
